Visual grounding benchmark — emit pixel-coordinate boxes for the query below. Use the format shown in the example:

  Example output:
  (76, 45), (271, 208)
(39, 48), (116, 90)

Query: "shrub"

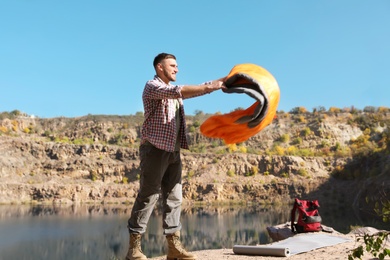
(43, 130), (52, 137)
(319, 146), (332, 156)
(90, 172), (98, 181)
(348, 231), (389, 260)
(363, 106), (376, 113)
(286, 146), (298, 155)
(334, 142), (342, 151)
(378, 106), (390, 113)
(188, 125), (196, 133)
(297, 168), (308, 177)
(320, 140), (330, 148)
(239, 145), (247, 153)
(296, 115), (306, 123)
(297, 148), (314, 157)
(301, 127), (311, 137)
(11, 120), (18, 131)
(187, 170), (195, 179)
(274, 145), (285, 156)
(211, 140), (220, 148)
(0, 126), (8, 134)
(227, 170), (235, 177)
(190, 144), (206, 153)
(292, 137), (302, 145)
(72, 138), (90, 145)
(109, 132), (125, 145)
(227, 144), (237, 153)
(246, 146), (260, 154)
(215, 149), (227, 154)
(280, 134), (290, 143)
(280, 172), (289, 178)
(192, 120), (201, 128)
(246, 166), (258, 176)
(290, 106), (308, 114)
(329, 107), (341, 114)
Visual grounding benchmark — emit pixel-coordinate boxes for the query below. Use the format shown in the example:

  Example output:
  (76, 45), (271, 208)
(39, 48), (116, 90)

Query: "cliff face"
(0, 135), (346, 204)
(0, 112), (389, 221)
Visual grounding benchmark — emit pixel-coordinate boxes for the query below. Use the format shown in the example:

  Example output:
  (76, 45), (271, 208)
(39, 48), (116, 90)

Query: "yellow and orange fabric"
(200, 63), (280, 144)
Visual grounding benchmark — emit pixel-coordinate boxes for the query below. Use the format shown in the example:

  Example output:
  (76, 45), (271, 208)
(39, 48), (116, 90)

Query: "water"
(0, 203), (379, 260)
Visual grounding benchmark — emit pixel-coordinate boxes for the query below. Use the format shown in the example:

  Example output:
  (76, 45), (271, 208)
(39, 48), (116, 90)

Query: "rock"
(267, 222), (342, 242)
(266, 222), (294, 241)
(348, 226), (387, 236)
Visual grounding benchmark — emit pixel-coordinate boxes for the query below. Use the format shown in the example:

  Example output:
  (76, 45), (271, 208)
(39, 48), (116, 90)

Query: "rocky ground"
(149, 241), (360, 260)
(149, 227), (390, 260)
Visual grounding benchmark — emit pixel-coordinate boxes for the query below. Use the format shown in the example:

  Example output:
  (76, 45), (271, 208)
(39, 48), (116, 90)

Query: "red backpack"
(291, 198), (322, 233)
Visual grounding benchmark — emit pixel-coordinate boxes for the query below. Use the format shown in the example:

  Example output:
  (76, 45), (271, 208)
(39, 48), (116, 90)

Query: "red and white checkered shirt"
(141, 76), (189, 152)
(141, 76), (212, 152)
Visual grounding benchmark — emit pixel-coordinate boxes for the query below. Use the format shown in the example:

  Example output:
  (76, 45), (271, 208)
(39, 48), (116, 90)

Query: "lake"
(0, 203), (381, 260)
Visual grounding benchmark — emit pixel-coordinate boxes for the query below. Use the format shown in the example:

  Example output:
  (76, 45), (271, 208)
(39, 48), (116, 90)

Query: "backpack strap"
(290, 199), (299, 233)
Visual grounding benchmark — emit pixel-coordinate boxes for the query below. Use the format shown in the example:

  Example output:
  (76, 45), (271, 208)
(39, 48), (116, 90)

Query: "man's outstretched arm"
(180, 78), (226, 98)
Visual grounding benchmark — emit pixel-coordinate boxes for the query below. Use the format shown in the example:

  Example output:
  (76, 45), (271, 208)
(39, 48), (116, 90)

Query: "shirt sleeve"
(143, 79), (183, 100)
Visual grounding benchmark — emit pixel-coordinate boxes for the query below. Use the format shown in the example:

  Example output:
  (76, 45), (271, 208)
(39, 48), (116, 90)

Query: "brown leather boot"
(166, 231), (196, 260)
(125, 233), (147, 260)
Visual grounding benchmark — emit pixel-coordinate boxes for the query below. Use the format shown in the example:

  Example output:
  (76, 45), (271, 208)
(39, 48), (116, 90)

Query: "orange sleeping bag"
(200, 63), (280, 144)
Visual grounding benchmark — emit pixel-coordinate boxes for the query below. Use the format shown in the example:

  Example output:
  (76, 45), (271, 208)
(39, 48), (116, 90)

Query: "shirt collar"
(154, 75), (171, 86)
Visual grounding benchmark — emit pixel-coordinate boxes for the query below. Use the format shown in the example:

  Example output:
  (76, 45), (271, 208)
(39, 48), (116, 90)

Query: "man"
(126, 53), (225, 260)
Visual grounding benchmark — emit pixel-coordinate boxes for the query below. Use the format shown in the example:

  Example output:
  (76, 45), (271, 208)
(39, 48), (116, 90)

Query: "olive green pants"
(128, 143), (182, 235)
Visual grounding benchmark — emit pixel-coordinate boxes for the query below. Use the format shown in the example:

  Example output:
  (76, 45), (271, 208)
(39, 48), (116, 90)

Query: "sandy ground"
(149, 233), (389, 260)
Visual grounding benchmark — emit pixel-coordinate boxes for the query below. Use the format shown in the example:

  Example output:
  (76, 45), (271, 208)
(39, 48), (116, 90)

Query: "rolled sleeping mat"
(200, 63), (280, 144)
(233, 245), (290, 257)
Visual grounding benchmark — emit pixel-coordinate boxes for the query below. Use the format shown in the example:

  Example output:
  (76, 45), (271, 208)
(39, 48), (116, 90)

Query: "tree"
(194, 110), (204, 116)
(290, 107), (307, 114)
(328, 107), (341, 114)
(313, 106), (326, 113)
(363, 106), (376, 113)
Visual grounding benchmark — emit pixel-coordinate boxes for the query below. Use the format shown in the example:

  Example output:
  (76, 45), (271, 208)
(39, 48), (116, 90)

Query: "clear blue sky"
(1, 1), (389, 118)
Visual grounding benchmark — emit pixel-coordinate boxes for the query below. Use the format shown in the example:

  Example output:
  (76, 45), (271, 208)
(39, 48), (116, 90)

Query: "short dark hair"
(153, 53), (176, 67)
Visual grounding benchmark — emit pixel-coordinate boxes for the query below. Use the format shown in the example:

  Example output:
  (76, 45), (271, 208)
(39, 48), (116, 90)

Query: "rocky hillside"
(0, 109), (389, 223)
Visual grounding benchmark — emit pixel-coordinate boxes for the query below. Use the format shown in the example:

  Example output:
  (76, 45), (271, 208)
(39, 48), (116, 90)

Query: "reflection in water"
(0, 203), (374, 259)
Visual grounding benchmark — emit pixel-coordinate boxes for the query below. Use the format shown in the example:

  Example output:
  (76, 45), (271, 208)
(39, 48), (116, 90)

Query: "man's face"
(160, 58), (178, 82)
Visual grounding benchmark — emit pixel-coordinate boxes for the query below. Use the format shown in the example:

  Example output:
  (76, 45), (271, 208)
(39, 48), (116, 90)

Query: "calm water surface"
(0, 203), (377, 260)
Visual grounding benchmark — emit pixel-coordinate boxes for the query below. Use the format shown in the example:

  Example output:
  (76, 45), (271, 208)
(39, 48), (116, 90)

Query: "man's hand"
(205, 78), (227, 93)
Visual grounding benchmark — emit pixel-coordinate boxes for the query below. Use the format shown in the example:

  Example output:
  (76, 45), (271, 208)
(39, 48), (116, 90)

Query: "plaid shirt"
(141, 76), (189, 152)
(141, 76), (212, 152)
